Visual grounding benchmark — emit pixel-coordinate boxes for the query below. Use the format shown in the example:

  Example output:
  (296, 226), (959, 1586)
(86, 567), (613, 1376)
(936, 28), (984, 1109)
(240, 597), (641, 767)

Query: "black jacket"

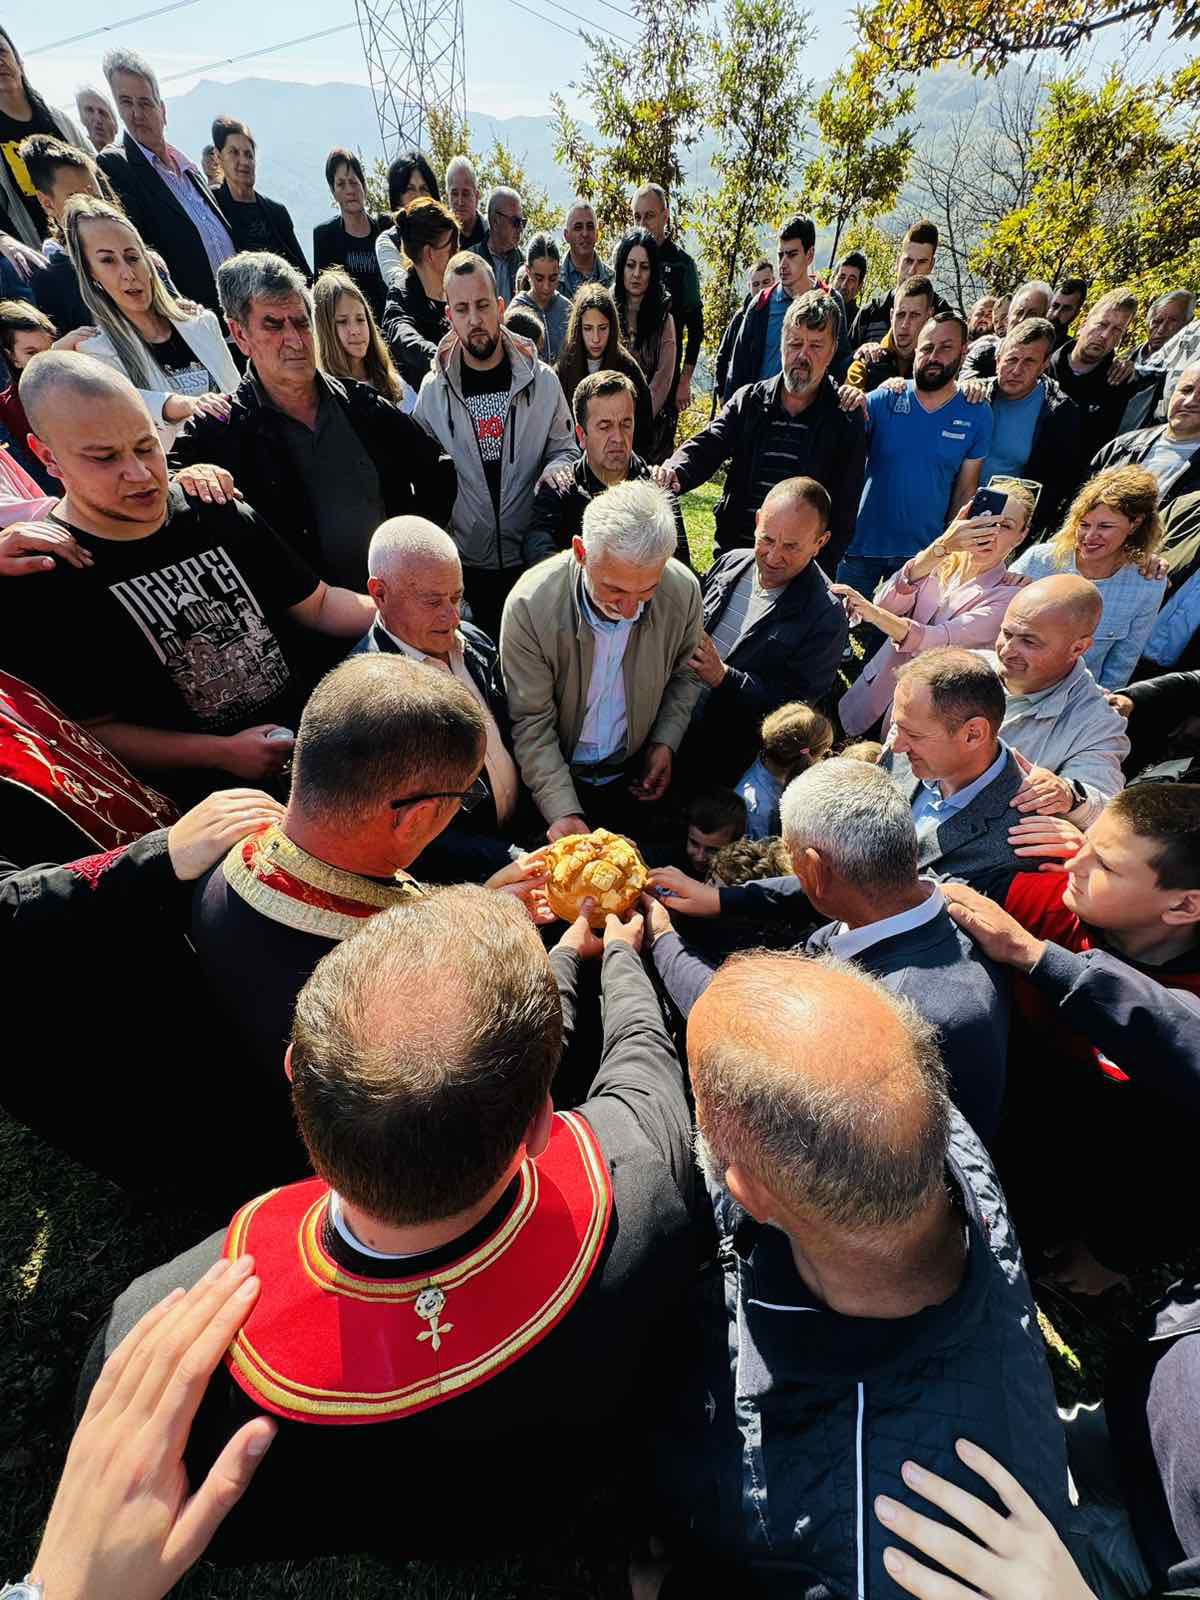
(212, 182), (310, 281)
(170, 369), (455, 579)
(312, 214), (389, 319)
(98, 132), (231, 310)
(683, 550), (847, 779)
(725, 282), (852, 397)
(1092, 424), (1200, 512)
(666, 374), (867, 571)
(381, 265), (449, 391)
(981, 374), (1086, 537)
(1125, 669), (1200, 781)
(523, 453), (690, 569)
(1048, 339), (1145, 462)
(713, 293), (751, 400)
(961, 333), (1001, 381)
(30, 244), (89, 335)
(850, 284), (953, 350)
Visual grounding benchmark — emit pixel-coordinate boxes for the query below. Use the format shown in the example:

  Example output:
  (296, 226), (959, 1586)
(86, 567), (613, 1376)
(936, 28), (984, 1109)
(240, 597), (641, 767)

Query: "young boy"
(737, 701), (833, 838)
(683, 788), (747, 875)
(962, 784), (1200, 1286)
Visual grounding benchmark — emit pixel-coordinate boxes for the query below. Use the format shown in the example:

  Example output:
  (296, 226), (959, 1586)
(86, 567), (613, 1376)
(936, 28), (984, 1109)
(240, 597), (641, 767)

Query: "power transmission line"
(26, 0), (203, 56)
(158, 23), (359, 83)
(512, 0), (635, 44)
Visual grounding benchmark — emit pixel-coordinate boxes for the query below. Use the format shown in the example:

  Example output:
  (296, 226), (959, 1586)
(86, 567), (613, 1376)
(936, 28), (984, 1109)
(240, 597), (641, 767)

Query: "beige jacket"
(500, 551), (703, 824)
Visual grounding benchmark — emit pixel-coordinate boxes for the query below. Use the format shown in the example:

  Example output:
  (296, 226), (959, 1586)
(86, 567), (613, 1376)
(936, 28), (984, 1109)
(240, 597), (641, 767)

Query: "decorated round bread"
(544, 827), (648, 926)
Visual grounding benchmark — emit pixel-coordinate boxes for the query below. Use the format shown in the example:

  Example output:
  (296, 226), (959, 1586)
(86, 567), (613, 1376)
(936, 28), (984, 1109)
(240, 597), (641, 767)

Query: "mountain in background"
(164, 65), (1036, 270)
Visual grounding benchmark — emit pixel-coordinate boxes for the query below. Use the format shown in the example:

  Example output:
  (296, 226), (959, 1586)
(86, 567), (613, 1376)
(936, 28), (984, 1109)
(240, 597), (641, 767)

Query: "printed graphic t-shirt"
(6, 489), (318, 735)
(0, 102), (61, 238)
(460, 351), (513, 519)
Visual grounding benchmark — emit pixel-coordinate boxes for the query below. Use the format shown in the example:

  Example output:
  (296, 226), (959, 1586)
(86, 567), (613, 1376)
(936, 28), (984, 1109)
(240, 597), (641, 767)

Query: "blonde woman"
(836, 485), (1035, 736)
(64, 193), (237, 445)
(313, 269), (403, 404)
(1010, 465), (1167, 688)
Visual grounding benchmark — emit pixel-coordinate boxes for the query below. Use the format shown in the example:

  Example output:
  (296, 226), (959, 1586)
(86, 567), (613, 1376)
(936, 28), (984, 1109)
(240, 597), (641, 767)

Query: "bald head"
(996, 574), (1102, 694)
(19, 349), (151, 439)
(688, 952), (950, 1231)
(365, 516), (466, 657)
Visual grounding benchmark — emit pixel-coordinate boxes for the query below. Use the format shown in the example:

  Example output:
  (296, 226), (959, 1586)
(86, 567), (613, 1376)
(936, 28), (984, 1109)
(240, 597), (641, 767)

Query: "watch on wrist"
(1068, 778), (1088, 807)
(0, 1580), (44, 1598)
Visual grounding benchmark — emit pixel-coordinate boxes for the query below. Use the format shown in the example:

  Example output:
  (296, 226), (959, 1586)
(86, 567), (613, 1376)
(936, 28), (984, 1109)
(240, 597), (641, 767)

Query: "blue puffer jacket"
(652, 1114), (1075, 1596)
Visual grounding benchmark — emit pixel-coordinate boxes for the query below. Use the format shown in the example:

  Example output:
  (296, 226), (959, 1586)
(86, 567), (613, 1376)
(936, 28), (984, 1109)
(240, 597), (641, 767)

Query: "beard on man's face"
(914, 352), (962, 391)
(783, 358), (815, 395)
(466, 327), (499, 360)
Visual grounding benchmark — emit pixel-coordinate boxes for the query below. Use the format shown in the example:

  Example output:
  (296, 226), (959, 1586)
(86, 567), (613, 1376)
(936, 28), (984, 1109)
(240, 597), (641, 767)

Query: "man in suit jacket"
(98, 48), (234, 309)
(353, 516), (522, 879)
(680, 475), (848, 784)
(645, 757), (1009, 1144)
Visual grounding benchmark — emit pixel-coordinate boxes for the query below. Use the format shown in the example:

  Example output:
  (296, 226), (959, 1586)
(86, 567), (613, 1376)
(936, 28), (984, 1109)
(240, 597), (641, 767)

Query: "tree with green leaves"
(804, 55), (915, 272)
(694, 0), (814, 369)
(970, 62), (1200, 319)
(854, 0), (1199, 73)
(551, 0), (711, 243)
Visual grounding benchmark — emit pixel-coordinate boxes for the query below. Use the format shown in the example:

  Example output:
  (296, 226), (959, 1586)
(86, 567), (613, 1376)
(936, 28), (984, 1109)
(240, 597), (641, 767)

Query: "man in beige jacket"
(500, 478), (702, 839)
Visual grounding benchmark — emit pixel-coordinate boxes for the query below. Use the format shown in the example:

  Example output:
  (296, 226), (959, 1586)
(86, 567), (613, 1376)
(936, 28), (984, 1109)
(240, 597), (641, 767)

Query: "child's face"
(10, 329), (53, 370)
(687, 823), (739, 874)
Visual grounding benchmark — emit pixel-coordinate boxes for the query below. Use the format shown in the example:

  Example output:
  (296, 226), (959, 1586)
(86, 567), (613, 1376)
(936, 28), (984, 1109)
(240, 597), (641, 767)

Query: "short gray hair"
(19, 350), (151, 437)
(1012, 280), (1053, 311)
(367, 516), (460, 580)
(1152, 288), (1197, 320)
(445, 155), (478, 189)
(783, 288), (841, 342)
(102, 47), (162, 104)
(581, 478), (678, 566)
(486, 185), (521, 224)
(780, 758), (918, 894)
(218, 251), (311, 327)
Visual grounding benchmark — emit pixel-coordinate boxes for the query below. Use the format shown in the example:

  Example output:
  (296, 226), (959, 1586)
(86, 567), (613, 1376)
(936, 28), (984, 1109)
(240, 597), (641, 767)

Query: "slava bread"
(544, 828), (648, 926)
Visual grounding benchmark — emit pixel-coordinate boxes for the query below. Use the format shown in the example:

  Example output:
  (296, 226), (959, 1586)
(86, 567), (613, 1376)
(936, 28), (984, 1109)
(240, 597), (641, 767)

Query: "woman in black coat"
(380, 197), (459, 394)
(312, 147), (389, 321)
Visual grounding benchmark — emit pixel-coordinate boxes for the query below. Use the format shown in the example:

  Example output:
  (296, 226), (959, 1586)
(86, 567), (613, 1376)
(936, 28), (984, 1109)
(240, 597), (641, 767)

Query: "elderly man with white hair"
(471, 183), (525, 303)
(501, 477), (702, 838)
(645, 756), (1009, 1142)
(354, 515), (521, 875)
(445, 153), (486, 249)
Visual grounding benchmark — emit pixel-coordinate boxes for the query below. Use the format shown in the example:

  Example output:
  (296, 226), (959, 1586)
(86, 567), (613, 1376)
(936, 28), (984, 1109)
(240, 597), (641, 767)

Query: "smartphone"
(968, 487), (1009, 519)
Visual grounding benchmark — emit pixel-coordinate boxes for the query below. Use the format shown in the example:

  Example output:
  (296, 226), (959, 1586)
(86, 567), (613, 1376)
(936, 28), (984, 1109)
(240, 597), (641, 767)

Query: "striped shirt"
(752, 401), (814, 507)
(136, 139), (234, 276)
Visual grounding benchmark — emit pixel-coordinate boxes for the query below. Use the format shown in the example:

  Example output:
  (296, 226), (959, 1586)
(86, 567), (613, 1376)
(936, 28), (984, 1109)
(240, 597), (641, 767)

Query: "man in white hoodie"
(413, 250), (575, 638)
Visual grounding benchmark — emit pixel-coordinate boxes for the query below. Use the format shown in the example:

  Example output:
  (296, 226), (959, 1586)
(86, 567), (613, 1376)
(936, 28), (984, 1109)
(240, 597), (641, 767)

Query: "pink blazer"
(839, 560), (1027, 737)
(0, 447), (55, 530)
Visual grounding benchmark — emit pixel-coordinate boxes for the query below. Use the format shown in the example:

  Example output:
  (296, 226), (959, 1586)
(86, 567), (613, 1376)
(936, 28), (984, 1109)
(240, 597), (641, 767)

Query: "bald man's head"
(365, 515), (465, 656)
(688, 953), (950, 1231)
(21, 351), (169, 531)
(995, 574), (1102, 695)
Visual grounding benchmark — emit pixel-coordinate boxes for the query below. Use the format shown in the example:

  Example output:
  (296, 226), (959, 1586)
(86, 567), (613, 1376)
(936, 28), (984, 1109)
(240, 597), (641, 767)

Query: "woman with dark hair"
(380, 196), (459, 396)
(0, 25), (94, 252)
(376, 148), (440, 290)
(312, 147), (389, 320)
(556, 282), (654, 457)
(613, 226), (676, 462)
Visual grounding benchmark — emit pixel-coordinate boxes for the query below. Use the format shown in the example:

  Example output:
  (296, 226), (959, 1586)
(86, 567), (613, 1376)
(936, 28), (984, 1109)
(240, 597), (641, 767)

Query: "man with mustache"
(654, 289), (866, 572)
(1047, 286), (1144, 460)
(836, 310), (993, 600)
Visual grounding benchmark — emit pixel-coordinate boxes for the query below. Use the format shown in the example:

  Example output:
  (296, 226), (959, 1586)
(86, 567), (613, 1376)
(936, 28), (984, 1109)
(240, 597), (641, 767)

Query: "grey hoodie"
(413, 326), (576, 571)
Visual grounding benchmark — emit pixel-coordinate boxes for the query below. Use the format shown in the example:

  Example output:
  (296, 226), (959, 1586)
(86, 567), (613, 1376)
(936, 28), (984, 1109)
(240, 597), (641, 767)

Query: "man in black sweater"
(81, 883), (697, 1567)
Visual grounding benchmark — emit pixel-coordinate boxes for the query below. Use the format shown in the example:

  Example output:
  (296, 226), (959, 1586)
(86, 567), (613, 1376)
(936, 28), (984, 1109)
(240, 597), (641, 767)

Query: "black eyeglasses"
(497, 210), (526, 230)
(390, 773), (488, 813)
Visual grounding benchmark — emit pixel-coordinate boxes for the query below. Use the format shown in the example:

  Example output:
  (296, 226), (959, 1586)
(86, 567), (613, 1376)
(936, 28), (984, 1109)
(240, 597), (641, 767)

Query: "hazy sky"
(21, 0), (1189, 123)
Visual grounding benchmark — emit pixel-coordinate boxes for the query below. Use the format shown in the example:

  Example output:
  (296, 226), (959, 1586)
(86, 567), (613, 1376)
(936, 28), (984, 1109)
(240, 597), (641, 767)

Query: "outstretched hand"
(31, 1255), (276, 1600)
(646, 866), (721, 918)
(166, 788), (284, 880)
(941, 881), (1046, 972)
(875, 1439), (1097, 1600)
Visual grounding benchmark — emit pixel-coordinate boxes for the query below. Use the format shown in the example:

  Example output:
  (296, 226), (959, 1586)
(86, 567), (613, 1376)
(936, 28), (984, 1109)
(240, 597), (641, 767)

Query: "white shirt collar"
(328, 1192), (423, 1260)
(828, 880), (945, 960)
(379, 623), (460, 664)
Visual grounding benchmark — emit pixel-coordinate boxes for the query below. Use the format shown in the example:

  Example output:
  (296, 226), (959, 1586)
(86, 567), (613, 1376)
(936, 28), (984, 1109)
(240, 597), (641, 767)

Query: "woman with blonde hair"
(313, 269), (403, 404)
(835, 483), (1036, 736)
(1010, 465), (1167, 688)
(63, 193), (237, 445)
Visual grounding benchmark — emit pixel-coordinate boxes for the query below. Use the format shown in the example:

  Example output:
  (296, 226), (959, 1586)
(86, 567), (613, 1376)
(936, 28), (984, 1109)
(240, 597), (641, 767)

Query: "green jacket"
(500, 551), (703, 824)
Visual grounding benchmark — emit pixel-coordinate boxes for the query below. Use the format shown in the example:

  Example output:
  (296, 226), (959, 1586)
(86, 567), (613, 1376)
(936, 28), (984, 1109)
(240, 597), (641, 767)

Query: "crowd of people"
(2, 19), (1200, 1599)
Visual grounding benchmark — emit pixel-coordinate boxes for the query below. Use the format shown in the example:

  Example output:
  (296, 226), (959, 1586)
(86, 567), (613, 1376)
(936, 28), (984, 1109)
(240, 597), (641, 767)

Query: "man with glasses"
(354, 516), (524, 879)
(191, 651), (547, 1188)
(472, 184), (526, 303)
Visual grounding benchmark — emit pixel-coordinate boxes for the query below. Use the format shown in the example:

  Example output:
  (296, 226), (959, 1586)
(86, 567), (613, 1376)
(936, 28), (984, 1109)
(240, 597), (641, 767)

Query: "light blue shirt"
(136, 139), (234, 275)
(574, 581), (635, 777)
(1010, 545), (1168, 689)
(758, 284), (790, 382)
(737, 755), (784, 838)
(979, 385), (1043, 486)
(1147, 567), (1200, 667)
(910, 744), (1008, 847)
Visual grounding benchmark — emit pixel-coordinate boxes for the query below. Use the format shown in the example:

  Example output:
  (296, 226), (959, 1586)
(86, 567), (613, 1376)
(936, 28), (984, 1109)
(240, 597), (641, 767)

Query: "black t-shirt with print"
(0, 102), (60, 238)
(2, 489), (318, 736)
(459, 351), (512, 519)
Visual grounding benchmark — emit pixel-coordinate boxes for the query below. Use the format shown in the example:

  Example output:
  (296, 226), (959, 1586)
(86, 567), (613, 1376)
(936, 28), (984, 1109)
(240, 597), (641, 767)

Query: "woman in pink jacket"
(834, 484), (1035, 737)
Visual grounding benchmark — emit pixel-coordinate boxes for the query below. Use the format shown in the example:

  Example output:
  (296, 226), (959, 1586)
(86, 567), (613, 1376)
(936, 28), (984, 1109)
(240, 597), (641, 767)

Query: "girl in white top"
(63, 193), (239, 446)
